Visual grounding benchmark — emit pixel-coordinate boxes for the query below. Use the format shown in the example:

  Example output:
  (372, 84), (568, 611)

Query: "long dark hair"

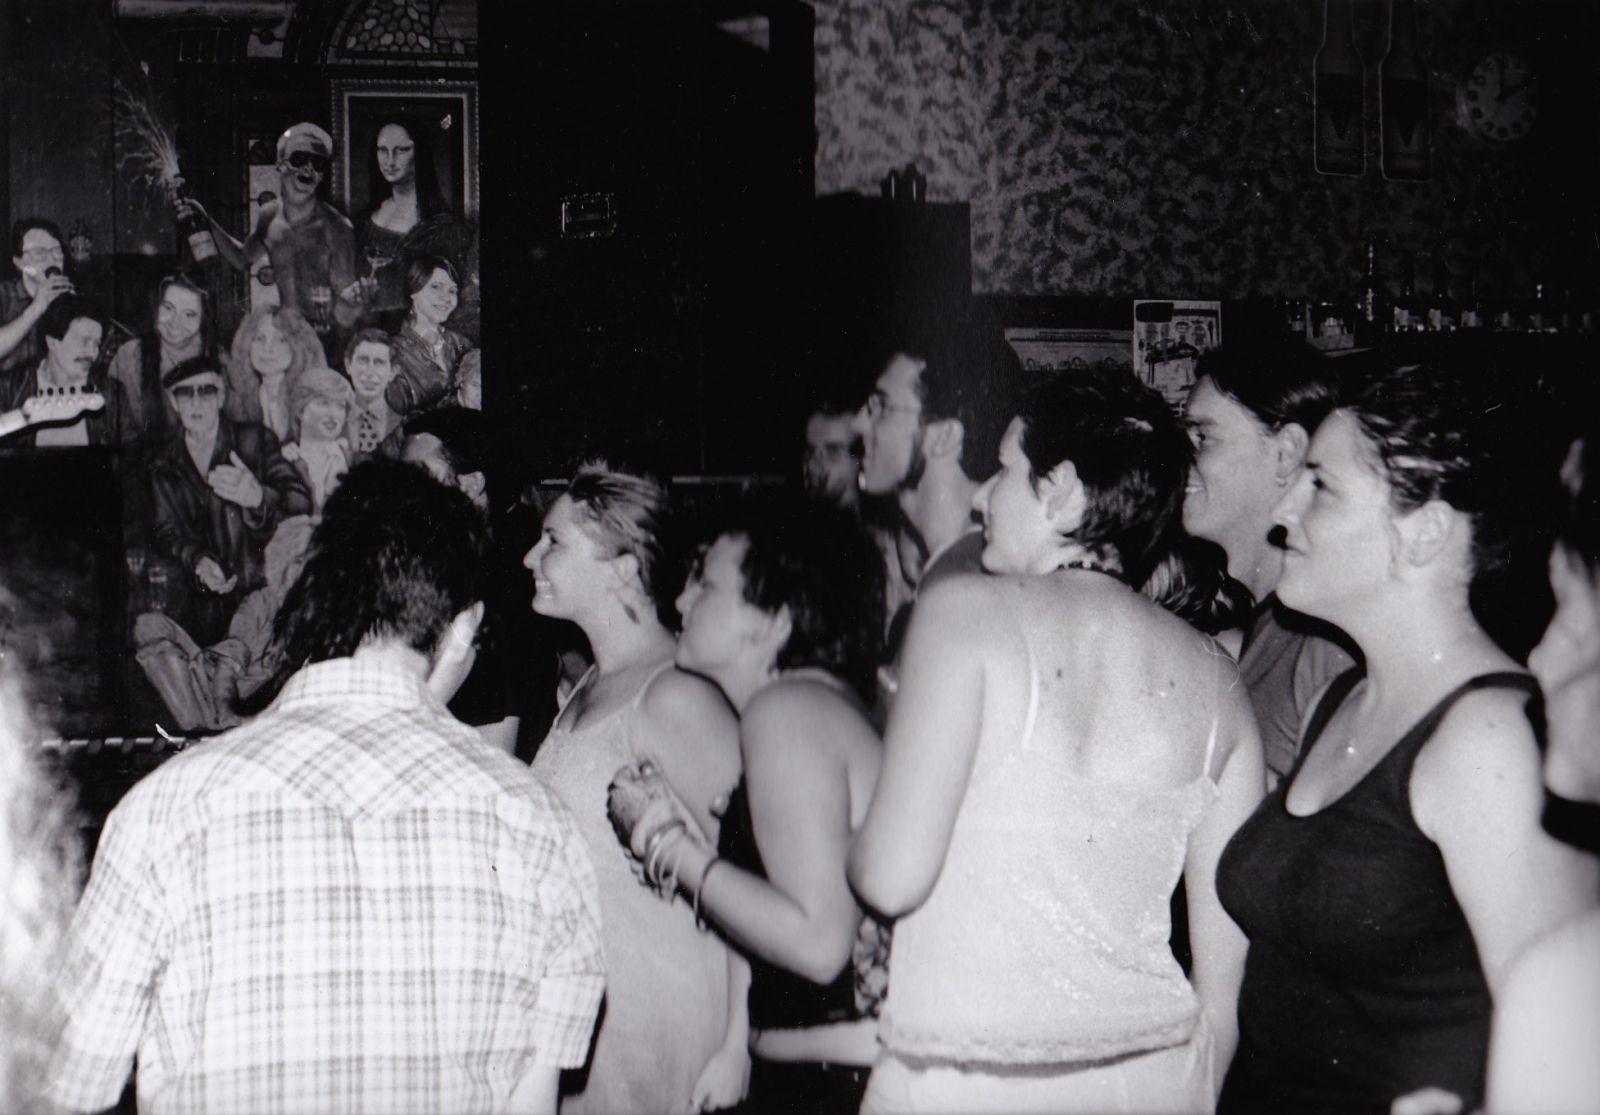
(150, 271), (216, 355)
(363, 117), (448, 223)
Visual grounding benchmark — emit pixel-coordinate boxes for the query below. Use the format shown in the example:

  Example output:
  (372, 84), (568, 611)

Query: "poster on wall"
(1132, 300), (1222, 406)
(1004, 327), (1134, 376)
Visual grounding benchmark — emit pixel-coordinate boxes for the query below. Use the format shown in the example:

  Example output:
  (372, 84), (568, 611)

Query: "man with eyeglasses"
(176, 122), (357, 340)
(1, 218), (76, 376)
(148, 354), (310, 644)
(852, 325), (1022, 707)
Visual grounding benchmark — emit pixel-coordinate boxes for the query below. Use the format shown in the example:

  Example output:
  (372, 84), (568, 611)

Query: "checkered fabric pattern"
(44, 655), (605, 1115)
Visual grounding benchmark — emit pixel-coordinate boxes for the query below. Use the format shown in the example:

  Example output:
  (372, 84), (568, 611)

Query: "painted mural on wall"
(814, 0), (1596, 301)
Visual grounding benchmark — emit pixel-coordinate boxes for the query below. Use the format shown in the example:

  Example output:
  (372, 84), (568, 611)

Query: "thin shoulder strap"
(555, 663), (597, 716)
(1201, 638), (1228, 780)
(621, 659), (680, 763)
(995, 589), (1041, 752)
(1284, 665), (1366, 783)
(1398, 671), (1539, 751)
(631, 660), (678, 711)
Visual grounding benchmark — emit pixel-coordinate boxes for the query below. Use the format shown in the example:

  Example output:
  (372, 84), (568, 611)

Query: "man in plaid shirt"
(44, 460), (605, 1114)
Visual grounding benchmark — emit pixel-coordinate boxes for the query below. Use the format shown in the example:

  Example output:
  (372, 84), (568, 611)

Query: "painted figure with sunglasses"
(176, 123), (357, 337)
(149, 354), (311, 644)
(0, 218), (76, 376)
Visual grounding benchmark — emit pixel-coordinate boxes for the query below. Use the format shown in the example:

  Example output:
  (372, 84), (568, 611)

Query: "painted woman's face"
(410, 268), (459, 326)
(251, 316), (293, 379)
(299, 395), (349, 443)
(375, 123), (416, 187)
(156, 284), (203, 350)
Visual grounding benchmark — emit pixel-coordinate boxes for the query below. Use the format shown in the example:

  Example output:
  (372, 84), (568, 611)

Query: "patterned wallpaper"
(813, 0), (1598, 301)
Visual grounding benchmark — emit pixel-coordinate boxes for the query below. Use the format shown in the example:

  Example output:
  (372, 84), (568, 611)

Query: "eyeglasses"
(283, 151), (330, 174)
(170, 383), (221, 400)
(863, 390), (921, 422)
(21, 245), (65, 261)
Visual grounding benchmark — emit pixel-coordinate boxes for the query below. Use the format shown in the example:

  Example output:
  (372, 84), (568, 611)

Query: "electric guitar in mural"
(0, 385), (106, 441)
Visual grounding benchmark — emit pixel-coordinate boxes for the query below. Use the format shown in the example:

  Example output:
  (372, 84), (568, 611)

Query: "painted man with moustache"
(0, 293), (130, 448)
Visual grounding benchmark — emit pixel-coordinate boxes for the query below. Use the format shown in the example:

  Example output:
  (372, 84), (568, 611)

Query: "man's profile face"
(346, 342), (396, 402)
(44, 318), (102, 380)
(853, 353), (925, 496)
(803, 412), (861, 504)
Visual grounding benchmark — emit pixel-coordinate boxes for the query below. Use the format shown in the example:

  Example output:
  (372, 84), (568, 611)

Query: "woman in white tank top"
(849, 369), (1266, 1114)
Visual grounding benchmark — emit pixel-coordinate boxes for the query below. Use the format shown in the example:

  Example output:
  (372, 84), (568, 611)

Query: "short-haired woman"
(523, 462), (743, 1114)
(608, 496), (889, 1113)
(1216, 361), (1600, 1113)
(850, 369), (1265, 1113)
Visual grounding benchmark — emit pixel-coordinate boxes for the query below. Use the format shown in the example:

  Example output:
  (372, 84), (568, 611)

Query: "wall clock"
(1455, 52), (1538, 142)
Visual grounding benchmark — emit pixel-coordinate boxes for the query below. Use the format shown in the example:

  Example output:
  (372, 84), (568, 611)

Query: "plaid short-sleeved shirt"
(44, 655), (605, 1115)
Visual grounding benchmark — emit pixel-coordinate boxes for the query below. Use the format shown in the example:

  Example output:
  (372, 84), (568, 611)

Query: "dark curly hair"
(707, 494), (885, 704)
(1345, 361), (1545, 581)
(1015, 368), (1194, 587)
(1345, 360), (1561, 659)
(242, 458), (489, 710)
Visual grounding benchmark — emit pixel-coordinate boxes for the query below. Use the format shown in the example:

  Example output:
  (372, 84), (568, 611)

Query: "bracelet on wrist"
(692, 855), (723, 929)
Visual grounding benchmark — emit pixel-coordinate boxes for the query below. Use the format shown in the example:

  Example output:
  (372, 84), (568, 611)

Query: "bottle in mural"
(1314, 0), (1365, 176)
(174, 180), (219, 266)
(1380, 0), (1430, 181)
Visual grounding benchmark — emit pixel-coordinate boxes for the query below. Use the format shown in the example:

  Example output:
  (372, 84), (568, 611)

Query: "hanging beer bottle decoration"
(1314, 0), (1365, 176)
(1380, 0), (1431, 181)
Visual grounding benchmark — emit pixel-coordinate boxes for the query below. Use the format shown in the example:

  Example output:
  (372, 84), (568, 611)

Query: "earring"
(1275, 475), (1289, 487)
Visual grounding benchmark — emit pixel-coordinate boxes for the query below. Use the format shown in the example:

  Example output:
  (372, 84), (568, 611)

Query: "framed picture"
(331, 79), (478, 223)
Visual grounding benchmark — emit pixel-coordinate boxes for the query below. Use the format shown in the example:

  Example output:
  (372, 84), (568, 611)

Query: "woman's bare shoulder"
(641, 664), (733, 714)
(745, 676), (876, 751)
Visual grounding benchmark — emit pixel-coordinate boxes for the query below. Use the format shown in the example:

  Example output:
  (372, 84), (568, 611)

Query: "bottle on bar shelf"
(1357, 238), (1386, 346)
(1459, 257), (1487, 329)
(1314, 0), (1365, 177)
(1391, 255), (1421, 333)
(1426, 250), (1456, 332)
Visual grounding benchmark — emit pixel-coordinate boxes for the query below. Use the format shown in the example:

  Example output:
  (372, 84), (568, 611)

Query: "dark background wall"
(812, 0), (1599, 304)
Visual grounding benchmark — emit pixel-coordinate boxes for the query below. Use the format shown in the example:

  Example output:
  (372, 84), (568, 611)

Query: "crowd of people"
(1, 138), (1597, 1112)
(0, 117), (482, 735)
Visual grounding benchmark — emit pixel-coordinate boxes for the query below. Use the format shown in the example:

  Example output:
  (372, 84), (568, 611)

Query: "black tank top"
(717, 780), (857, 1031)
(1216, 669), (1540, 1114)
